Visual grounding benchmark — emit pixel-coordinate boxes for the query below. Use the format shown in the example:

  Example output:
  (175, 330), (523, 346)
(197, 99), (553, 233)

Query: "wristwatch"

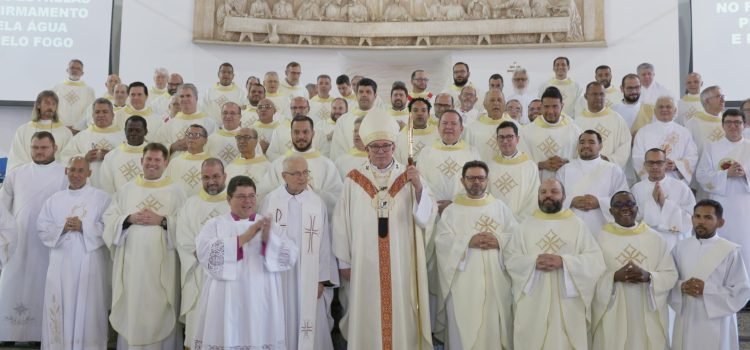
(160, 217), (168, 230)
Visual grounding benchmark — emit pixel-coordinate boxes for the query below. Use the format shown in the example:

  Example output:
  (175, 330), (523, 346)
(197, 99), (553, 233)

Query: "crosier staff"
(406, 112), (424, 350)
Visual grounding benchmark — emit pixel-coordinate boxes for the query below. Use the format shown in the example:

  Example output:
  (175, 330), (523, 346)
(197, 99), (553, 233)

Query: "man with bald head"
(175, 158), (230, 348)
(112, 83), (128, 112)
(504, 178), (605, 350)
(431, 92), (454, 126)
(38, 157), (111, 349)
(676, 72), (704, 125)
(252, 97), (281, 155)
(102, 74), (121, 101)
(457, 85), (480, 124)
(465, 89), (516, 162)
(408, 69), (433, 101)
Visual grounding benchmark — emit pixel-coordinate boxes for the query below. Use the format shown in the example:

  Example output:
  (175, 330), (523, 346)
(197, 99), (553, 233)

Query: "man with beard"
(330, 78), (383, 159)
(266, 97), (327, 161)
(166, 73), (184, 96)
(52, 59), (95, 130)
(507, 68), (536, 123)
(443, 62), (476, 112)
(99, 116), (148, 194)
(0, 132), (68, 344)
(574, 65), (623, 115)
(676, 72), (704, 125)
(166, 124), (211, 196)
(465, 90), (516, 162)
(504, 179), (605, 350)
(388, 84), (410, 127)
(395, 97), (439, 164)
(591, 191), (677, 350)
(537, 57), (580, 117)
(175, 158), (230, 349)
(317, 97), (348, 157)
(612, 74), (652, 131)
(670, 200), (750, 350)
(241, 83), (266, 126)
(409, 70), (433, 101)
(8, 90), (73, 170)
(556, 130), (628, 235)
(266, 116), (342, 213)
(435, 160), (517, 349)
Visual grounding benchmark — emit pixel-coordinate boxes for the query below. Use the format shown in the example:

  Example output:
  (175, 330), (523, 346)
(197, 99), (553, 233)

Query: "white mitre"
(359, 109), (400, 145)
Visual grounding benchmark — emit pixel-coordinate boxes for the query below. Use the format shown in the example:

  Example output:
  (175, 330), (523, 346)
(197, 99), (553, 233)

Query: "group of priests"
(0, 56), (749, 350)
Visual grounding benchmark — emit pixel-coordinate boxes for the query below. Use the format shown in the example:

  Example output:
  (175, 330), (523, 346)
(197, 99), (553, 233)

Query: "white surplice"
(435, 194), (518, 350)
(632, 177), (695, 250)
(38, 186), (111, 350)
(175, 190), (230, 348)
(0, 162), (67, 342)
(504, 209), (605, 350)
(261, 186), (338, 350)
(591, 222), (678, 350)
(103, 175), (186, 349)
(670, 235), (750, 350)
(192, 214), (298, 349)
(556, 157), (629, 236)
(695, 137), (750, 268)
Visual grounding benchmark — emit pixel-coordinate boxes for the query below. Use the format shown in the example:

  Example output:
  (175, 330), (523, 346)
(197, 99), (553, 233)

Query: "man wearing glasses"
(156, 83), (218, 155)
(408, 70), (433, 101)
(225, 127), (272, 203)
(507, 68), (536, 123)
(686, 85), (726, 154)
(165, 124), (211, 196)
(207, 102), (244, 164)
(252, 98), (281, 155)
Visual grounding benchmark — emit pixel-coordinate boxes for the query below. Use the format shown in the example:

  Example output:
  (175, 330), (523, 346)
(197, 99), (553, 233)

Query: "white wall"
(119, 0), (680, 97)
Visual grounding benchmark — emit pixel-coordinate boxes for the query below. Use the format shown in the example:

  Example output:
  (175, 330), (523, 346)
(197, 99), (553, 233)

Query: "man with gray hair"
(637, 62), (673, 105)
(261, 155), (338, 350)
(507, 68), (536, 123)
(166, 124), (211, 196)
(686, 85), (726, 154)
(264, 71), (292, 119)
(52, 59), (96, 130)
(148, 67), (172, 116)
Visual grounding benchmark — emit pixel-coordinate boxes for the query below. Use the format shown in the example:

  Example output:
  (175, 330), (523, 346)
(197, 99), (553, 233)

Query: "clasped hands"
(681, 277), (704, 297)
(570, 195), (599, 211)
(62, 216), (82, 233)
(535, 253), (563, 271)
(469, 232), (500, 250)
(613, 261), (651, 283)
(127, 208), (164, 226)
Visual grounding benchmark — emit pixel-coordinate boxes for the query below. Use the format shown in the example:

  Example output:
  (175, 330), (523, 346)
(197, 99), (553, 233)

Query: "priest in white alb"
(334, 116), (368, 178)
(464, 90), (517, 162)
(556, 130), (629, 235)
(261, 155), (338, 350)
(175, 158), (230, 349)
(686, 85), (726, 154)
(103, 143), (187, 349)
(0, 203), (16, 269)
(521, 87), (582, 180)
(574, 81), (631, 169)
(330, 78), (382, 159)
(488, 121), (540, 221)
(632, 148), (695, 250)
(203, 63), (246, 123)
(192, 176), (298, 349)
(155, 84), (217, 155)
(99, 116), (148, 195)
(52, 59), (95, 130)
(670, 199), (750, 350)
(395, 98), (439, 164)
(632, 96), (698, 184)
(676, 72), (704, 125)
(0, 132), (68, 343)
(165, 125), (211, 196)
(38, 157), (111, 349)
(591, 191), (678, 350)
(417, 110), (481, 213)
(60, 98), (125, 189)
(332, 109), (435, 349)
(537, 57), (580, 117)
(435, 160), (518, 350)
(8, 90), (73, 171)
(504, 179), (605, 350)
(695, 109), (750, 271)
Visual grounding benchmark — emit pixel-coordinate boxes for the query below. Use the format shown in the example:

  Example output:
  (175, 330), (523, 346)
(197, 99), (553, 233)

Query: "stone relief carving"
(195, 0), (605, 48)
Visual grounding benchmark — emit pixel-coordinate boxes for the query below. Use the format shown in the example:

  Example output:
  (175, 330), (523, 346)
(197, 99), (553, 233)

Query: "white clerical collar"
(612, 221), (639, 230)
(37, 119), (53, 125)
(647, 176), (666, 184)
(620, 99), (640, 106)
(284, 185), (307, 197)
(371, 160), (395, 173)
(502, 150), (519, 159)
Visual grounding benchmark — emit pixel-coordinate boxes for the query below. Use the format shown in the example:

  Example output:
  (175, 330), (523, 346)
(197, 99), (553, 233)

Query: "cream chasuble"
(416, 140), (481, 200)
(573, 86), (623, 116)
(612, 101), (652, 131)
(154, 112), (218, 147)
(435, 194), (517, 350)
(0, 162), (67, 342)
(253, 120), (282, 154)
(334, 149), (367, 179)
(395, 125), (440, 165)
(38, 186), (111, 350)
(147, 87), (170, 117)
(192, 214), (297, 349)
(332, 162), (435, 350)
(7, 120), (73, 171)
(265, 149), (343, 212)
(206, 128), (241, 164)
(592, 222), (678, 350)
(624, 103), (656, 135)
(632, 177), (695, 250)
(520, 115), (582, 180)
(261, 187), (338, 350)
(487, 153), (540, 221)
(202, 83), (245, 122)
(330, 108), (371, 160)
(267, 92), (292, 120)
(99, 143), (145, 195)
(240, 106), (259, 128)
(387, 108), (410, 127)
(640, 82), (673, 106)
(538, 78), (581, 117)
(695, 137), (750, 267)
(52, 80), (95, 128)
(505, 209), (605, 350)
(225, 155), (272, 202)
(175, 190), (230, 348)
(165, 152), (211, 197)
(574, 107), (632, 168)
(686, 112), (725, 154)
(676, 94), (704, 125)
(103, 175), (186, 347)
(60, 125), (125, 189)
(556, 157), (629, 235)
(464, 113), (518, 163)
(279, 81), (307, 99)
(113, 105), (161, 138)
(632, 120), (698, 184)
(670, 235), (750, 350)
(458, 108), (481, 126)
